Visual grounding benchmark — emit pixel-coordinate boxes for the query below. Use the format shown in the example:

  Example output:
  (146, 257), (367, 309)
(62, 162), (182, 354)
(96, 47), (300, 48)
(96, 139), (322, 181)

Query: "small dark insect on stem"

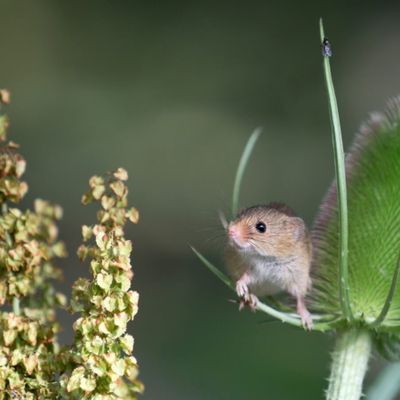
(322, 38), (332, 57)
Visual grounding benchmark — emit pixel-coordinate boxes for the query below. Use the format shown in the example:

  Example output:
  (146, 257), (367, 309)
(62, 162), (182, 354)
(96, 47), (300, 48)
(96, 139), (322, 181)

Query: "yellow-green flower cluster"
(0, 101), (28, 205)
(0, 312), (61, 399)
(61, 168), (143, 399)
(0, 200), (67, 312)
(0, 91), (66, 398)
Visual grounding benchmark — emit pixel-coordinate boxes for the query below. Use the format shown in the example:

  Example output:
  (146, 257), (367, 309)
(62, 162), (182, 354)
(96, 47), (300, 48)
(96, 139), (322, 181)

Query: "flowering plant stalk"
(0, 91), (143, 399)
(60, 168), (143, 399)
(0, 90), (67, 399)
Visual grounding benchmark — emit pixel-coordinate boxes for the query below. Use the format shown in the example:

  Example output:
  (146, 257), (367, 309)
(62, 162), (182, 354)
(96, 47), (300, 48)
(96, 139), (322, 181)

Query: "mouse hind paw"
(296, 297), (313, 330)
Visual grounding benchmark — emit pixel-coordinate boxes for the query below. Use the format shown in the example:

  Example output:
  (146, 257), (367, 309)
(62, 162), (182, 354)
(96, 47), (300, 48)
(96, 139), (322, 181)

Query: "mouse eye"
(255, 222), (266, 233)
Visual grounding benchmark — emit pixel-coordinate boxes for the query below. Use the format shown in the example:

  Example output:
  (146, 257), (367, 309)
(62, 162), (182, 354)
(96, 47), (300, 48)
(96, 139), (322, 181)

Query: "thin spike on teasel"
(319, 18), (352, 322)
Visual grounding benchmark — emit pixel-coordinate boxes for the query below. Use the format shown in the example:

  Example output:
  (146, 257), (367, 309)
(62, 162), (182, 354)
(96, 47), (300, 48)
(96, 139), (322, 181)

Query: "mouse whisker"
(204, 234), (226, 246)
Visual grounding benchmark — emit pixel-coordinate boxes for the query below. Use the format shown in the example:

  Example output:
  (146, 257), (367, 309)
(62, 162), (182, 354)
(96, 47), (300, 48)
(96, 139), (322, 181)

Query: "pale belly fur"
(226, 247), (304, 298)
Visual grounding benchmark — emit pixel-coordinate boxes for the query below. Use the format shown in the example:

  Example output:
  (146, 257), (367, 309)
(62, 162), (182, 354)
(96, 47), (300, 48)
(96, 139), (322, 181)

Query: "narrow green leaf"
(319, 18), (353, 322)
(191, 246), (234, 290)
(370, 253), (400, 328)
(232, 127), (262, 218)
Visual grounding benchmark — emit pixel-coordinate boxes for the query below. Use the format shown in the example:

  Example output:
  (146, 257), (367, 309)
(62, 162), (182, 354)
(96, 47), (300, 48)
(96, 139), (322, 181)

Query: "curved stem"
(319, 18), (353, 322)
(231, 128), (261, 218)
(370, 252), (400, 327)
(326, 329), (372, 400)
(191, 247), (332, 331)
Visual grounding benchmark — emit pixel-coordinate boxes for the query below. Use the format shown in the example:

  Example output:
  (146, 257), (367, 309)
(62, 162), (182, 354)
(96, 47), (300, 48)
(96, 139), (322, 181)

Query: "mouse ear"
(287, 217), (306, 241)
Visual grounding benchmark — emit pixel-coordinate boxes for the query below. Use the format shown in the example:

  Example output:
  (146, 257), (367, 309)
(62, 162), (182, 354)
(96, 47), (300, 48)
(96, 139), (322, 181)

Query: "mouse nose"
(228, 225), (239, 239)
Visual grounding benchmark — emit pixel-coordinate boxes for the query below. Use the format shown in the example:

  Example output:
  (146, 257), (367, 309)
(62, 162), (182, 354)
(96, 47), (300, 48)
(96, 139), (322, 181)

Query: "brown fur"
(226, 204), (312, 298)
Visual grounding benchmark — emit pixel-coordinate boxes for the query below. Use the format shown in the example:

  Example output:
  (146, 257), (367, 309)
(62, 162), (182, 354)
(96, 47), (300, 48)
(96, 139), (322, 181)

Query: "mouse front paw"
(247, 293), (259, 311)
(238, 293), (259, 311)
(236, 272), (251, 297)
(236, 280), (249, 298)
(236, 273), (259, 311)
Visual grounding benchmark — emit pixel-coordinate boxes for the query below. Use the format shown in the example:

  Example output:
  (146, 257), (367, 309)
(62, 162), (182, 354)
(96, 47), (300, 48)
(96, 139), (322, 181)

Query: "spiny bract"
(312, 97), (400, 332)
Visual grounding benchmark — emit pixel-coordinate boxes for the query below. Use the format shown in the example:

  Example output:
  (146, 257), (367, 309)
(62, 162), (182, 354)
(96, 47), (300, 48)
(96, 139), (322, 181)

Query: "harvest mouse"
(225, 203), (313, 329)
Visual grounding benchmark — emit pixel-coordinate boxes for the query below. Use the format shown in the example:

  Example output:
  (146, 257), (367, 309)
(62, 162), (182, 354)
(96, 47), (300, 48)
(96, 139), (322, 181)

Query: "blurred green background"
(0, 0), (399, 398)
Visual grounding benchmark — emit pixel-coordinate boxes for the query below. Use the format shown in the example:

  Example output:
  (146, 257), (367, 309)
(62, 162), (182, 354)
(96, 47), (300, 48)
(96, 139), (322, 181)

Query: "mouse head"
(227, 204), (306, 257)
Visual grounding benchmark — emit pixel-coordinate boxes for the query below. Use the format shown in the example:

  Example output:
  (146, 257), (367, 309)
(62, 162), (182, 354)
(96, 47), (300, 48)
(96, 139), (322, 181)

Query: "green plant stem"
(319, 18), (353, 322)
(232, 128), (261, 218)
(326, 329), (372, 400)
(191, 246), (333, 331)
